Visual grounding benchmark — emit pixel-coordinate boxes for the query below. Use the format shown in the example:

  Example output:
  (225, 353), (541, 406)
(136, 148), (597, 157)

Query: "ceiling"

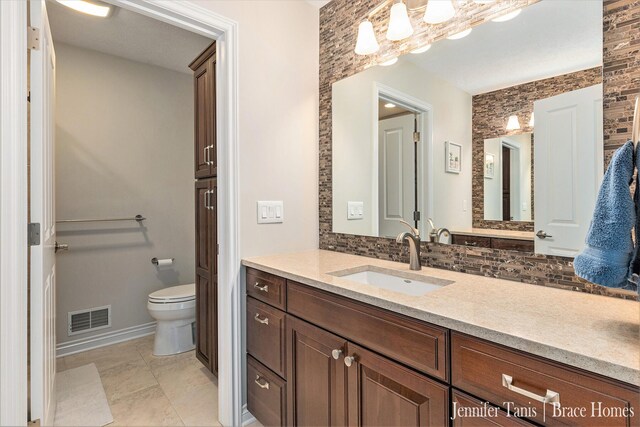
(404, 0), (603, 95)
(46, 0), (213, 74)
(378, 99), (413, 120)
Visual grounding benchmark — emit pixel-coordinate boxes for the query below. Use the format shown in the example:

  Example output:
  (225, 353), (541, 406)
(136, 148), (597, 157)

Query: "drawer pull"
(254, 375), (270, 390)
(331, 349), (343, 360)
(254, 313), (269, 325)
(464, 241), (477, 246)
(254, 282), (269, 293)
(344, 355), (356, 367)
(501, 374), (560, 406)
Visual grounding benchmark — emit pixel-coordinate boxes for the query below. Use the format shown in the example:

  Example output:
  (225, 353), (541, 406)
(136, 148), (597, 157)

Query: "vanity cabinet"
(245, 267), (639, 427)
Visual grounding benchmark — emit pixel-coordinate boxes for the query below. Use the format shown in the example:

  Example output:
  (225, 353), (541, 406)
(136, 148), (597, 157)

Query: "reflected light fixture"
(380, 57), (399, 66)
(423, 0), (456, 24)
(55, 0), (112, 17)
(447, 28), (472, 40)
(386, 1), (414, 41)
(384, 103), (397, 108)
(410, 44), (432, 54)
(473, 0), (495, 3)
(506, 115), (521, 130)
(529, 112), (535, 127)
(355, 20), (380, 55)
(492, 9), (522, 22)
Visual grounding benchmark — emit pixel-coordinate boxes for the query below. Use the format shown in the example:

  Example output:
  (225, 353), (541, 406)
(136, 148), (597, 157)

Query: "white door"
(30, 0), (57, 425)
(534, 84), (603, 257)
(378, 114), (416, 238)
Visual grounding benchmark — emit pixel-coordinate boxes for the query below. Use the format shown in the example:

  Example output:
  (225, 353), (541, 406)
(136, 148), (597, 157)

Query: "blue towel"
(627, 143), (640, 292)
(574, 141), (635, 288)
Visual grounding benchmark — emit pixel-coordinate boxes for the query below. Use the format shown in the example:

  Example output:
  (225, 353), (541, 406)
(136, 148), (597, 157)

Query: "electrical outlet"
(348, 201), (364, 220)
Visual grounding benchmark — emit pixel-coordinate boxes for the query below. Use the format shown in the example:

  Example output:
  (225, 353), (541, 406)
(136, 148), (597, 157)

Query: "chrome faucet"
(396, 220), (421, 271)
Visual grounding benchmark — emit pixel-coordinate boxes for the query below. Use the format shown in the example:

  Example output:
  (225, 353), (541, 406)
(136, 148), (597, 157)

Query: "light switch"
(347, 201), (364, 220)
(257, 201), (284, 224)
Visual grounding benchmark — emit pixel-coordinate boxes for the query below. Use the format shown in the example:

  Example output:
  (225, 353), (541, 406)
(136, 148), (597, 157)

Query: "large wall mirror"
(331, 0), (603, 257)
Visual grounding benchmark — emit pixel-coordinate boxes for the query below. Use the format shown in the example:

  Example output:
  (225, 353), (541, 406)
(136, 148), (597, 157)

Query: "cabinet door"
(287, 316), (348, 427)
(192, 46), (216, 179)
(345, 343), (449, 427)
(195, 178), (217, 374)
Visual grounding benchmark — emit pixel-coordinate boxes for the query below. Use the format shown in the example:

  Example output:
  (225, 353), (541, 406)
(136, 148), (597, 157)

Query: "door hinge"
(28, 223), (41, 246)
(413, 211), (421, 221)
(413, 132), (420, 143)
(28, 27), (40, 50)
(27, 91), (31, 103)
(28, 419), (41, 427)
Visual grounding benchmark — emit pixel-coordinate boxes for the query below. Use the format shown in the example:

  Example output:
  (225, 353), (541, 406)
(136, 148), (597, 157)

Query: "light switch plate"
(257, 201), (284, 224)
(347, 201), (364, 220)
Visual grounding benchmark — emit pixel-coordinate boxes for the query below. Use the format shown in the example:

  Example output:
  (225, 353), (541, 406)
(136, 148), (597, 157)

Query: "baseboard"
(56, 321), (156, 358)
(241, 405), (256, 426)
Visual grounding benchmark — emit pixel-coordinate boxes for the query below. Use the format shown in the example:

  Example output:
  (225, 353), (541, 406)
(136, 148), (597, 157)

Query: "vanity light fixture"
(506, 115), (521, 130)
(386, 1), (414, 41)
(529, 112), (535, 127)
(355, 20), (381, 55)
(492, 8), (522, 22)
(380, 57), (399, 66)
(423, 0), (456, 24)
(55, 0), (112, 17)
(447, 28), (472, 40)
(410, 44), (432, 54)
(384, 103), (397, 108)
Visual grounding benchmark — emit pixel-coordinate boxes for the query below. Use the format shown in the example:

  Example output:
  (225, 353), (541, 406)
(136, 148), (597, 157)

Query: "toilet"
(147, 283), (196, 356)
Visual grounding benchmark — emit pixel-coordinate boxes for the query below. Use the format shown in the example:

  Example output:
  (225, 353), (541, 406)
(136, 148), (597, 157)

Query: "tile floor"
(57, 335), (220, 427)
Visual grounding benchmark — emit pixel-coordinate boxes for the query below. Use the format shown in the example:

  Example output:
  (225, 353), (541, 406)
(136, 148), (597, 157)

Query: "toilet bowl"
(147, 283), (196, 356)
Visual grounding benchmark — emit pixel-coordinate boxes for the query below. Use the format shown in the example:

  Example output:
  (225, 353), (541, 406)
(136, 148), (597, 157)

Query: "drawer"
(246, 267), (286, 310)
(246, 297), (286, 379)
(491, 238), (534, 252)
(452, 234), (492, 248)
(287, 281), (448, 381)
(452, 390), (533, 426)
(247, 355), (287, 427)
(452, 333), (640, 426)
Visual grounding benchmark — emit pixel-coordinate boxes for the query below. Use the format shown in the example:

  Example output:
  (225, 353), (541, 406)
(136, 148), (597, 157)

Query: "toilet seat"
(148, 283), (195, 304)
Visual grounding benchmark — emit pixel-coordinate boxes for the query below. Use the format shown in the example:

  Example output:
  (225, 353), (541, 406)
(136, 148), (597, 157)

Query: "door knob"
(331, 349), (343, 360)
(536, 230), (553, 239)
(54, 242), (69, 253)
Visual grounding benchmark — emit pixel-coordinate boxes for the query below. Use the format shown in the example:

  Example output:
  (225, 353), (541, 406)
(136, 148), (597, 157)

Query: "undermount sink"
(329, 266), (453, 296)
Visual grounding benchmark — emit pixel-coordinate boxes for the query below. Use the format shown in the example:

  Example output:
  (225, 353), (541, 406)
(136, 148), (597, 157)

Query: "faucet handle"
(398, 219), (419, 237)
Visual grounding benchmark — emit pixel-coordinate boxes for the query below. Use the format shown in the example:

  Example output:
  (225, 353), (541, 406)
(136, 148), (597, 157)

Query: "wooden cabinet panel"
(491, 238), (534, 252)
(451, 333), (639, 426)
(246, 267), (286, 310)
(345, 343), (449, 426)
(287, 316), (348, 427)
(190, 42), (216, 179)
(247, 297), (287, 379)
(452, 234), (492, 248)
(195, 178), (217, 374)
(248, 355), (287, 427)
(287, 281), (448, 381)
(452, 390), (533, 426)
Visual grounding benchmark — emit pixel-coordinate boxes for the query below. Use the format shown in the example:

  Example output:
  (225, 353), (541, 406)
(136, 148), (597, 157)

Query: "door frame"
(0, 1), (243, 425)
(0, 1), (28, 425)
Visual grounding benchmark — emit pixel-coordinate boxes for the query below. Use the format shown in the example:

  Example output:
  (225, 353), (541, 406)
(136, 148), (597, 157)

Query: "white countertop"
(451, 228), (535, 241)
(242, 250), (640, 386)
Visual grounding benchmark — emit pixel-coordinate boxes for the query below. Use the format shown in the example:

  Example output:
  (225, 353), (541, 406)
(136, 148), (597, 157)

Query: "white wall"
(195, 0), (320, 258)
(332, 58), (472, 237)
(55, 44), (196, 344)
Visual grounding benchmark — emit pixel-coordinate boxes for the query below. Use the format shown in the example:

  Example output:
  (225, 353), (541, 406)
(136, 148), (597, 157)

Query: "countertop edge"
(242, 259), (640, 387)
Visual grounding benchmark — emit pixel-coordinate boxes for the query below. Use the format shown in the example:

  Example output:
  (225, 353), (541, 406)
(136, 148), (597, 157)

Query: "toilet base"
(153, 318), (196, 356)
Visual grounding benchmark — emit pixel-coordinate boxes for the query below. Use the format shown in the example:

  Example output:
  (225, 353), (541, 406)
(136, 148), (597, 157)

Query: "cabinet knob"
(331, 349), (343, 360)
(344, 355), (356, 367)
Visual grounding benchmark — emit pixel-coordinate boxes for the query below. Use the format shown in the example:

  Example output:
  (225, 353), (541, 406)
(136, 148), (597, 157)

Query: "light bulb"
(355, 20), (380, 55)
(447, 28), (472, 40)
(506, 115), (521, 130)
(380, 57), (399, 66)
(386, 1), (414, 41)
(423, 0), (455, 24)
(410, 44), (432, 54)
(492, 9), (522, 22)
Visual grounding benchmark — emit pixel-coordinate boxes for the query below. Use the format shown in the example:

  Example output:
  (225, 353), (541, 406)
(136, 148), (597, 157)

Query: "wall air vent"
(68, 305), (112, 336)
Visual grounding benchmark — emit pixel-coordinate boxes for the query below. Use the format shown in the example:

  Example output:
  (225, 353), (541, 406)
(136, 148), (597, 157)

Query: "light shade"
(473, 0), (495, 3)
(386, 1), (414, 41)
(447, 28), (472, 40)
(410, 44), (432, 54)
(423, 0), (455, 24)
(355, 20), (380, 55)
(56, 0), (112, 17)
(380, 57), (399, 66)
(492, 9), (522, 22)
(506, 115), (521, 130)
(529, 112), (535, 127)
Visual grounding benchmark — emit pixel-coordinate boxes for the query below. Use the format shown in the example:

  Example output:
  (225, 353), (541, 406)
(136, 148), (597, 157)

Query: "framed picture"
(445, 141), (462, 174)
(484, 153), (495, 178)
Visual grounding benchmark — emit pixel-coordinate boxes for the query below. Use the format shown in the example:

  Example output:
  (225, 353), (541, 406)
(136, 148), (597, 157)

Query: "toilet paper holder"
(151, 257), (175, 266)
